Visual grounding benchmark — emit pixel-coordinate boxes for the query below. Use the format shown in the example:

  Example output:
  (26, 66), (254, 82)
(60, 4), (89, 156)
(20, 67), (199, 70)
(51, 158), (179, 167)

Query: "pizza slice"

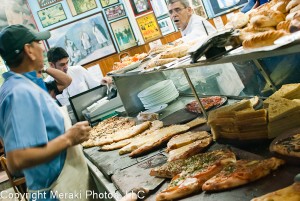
(112, 121), (151, 142)
(202, 157), (285, 191)
(270, 133), (300, 158)
(251, 182), (300, 201)
(150, 149), (236, 179)
(102, 120), (163, 151)
(156, 150), (236, 201)
(167, 131), (210, 152)
(167, 137), (213, 162)
(129, 124), (190, 157)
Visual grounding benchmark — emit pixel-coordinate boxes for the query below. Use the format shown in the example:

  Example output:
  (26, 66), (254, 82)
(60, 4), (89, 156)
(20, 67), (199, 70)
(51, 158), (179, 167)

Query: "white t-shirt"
(181, 14), (217, 43)
(45, 66), (100, 106)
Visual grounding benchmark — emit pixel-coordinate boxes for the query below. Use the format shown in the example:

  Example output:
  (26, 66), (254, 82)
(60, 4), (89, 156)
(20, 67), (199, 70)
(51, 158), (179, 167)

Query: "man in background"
(167, 0), (216, 42)
(45, 47), (100, 106)
(166, 0), (245, 96)
(38, 66), (72, 99)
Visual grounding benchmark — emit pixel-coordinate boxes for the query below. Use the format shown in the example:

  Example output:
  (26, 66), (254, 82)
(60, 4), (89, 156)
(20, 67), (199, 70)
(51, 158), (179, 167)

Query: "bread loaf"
(159, 44), (190, 59)
(242, 30), (287, 49)
(271, 1), (289, 13)
(145, 58), (177, 69)
(250, 11), (285, 27)
(286, 0), (300, 11)
(276, 20), (291, 32)
(230, 12), (249, 29)
(289, 11), (300, 32)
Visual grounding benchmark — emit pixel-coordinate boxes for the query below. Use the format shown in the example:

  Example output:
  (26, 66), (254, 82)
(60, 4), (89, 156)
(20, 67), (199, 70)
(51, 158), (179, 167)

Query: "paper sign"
(213, 16), (225, 31)
(87, 64), (103, 82)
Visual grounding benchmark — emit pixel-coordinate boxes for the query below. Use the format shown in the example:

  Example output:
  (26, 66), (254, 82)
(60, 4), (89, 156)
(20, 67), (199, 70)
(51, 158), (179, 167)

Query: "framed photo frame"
(99, 0), (119, 8)
(47, 12), (117, 66)
(190, 0), (208, 19)
(110, 18), (137, 51)
(136, 12), (162, 43)
(37, 3), (67, 28)
(129, 0), (152, 16)
(67, 0), (98, 16)
(37, 0), (62, 9)
(104, 4), (126, 21)
(157, 17), (175, 36)
(150, 0), (168, 18)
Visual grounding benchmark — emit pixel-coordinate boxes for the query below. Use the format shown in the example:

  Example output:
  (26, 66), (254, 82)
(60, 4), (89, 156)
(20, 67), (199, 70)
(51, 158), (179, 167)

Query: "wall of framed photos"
(23, 0), (238, 75)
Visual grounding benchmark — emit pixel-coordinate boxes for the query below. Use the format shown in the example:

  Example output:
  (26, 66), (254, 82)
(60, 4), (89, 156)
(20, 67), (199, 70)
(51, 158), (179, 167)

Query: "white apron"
(18, 74), (95, 200)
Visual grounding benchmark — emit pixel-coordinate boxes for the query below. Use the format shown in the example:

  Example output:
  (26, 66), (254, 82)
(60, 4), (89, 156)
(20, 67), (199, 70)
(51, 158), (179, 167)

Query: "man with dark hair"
(0, 24), (94, 200)
(167, 0), (216, 42)
(46, 46), (100, 106)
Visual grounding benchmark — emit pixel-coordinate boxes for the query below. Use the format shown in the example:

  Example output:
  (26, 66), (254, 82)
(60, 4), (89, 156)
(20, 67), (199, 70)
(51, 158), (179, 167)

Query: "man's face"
(50, 57), (69, 73)
(168, 2), (192, 30)
(29, 41), (45, 71)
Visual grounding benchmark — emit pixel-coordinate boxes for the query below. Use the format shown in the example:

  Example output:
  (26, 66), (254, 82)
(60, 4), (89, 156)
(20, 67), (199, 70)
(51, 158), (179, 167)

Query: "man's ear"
(186, 7), (193, 15)
(49, 62), (55, 68)
(23, 44), (35, 60)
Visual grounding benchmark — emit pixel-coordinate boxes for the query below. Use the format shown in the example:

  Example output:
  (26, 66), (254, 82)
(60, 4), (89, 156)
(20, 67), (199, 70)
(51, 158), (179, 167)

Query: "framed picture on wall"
(136, 12), (162, 43)
(37, 3), (67, 28)
(104, 4), (126, 21)
(47, 12), (117, 66)
(157, 17), (175, 36)
(99, 0), (119, 8)
(129, 0), (152, 16)
(37, 0), (62, 8)
(150, 0), (168, 18)
(67, 0), (98, 16)
(110, 18), (137, 51)
(190, 0), (208, 19)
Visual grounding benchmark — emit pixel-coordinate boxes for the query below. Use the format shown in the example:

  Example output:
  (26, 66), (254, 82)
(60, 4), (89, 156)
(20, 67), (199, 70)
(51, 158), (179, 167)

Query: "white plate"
(138, 80), (174, 98)
(144, 104), (168, 113)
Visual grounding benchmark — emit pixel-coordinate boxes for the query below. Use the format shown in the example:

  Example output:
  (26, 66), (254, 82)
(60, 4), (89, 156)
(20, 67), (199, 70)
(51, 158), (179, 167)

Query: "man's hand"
(101, 76), (113, 85)
(64, 121), (91, 146)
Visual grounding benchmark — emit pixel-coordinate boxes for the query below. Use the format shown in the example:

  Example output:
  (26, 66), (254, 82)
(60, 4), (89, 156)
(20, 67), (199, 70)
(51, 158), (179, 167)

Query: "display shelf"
(111, 42), (300, 77)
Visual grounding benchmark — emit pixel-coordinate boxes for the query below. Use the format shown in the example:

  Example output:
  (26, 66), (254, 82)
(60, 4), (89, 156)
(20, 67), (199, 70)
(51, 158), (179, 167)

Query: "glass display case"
(111, 43), (300, 118)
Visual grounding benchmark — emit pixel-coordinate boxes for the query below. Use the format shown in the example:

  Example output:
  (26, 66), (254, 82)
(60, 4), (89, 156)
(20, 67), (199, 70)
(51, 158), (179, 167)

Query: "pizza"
(202, 157), (285, 191)
(155, 149), (236, 201)
(82, 117), (135, 148)
(150, 149), (236, 179)
(166, 131), (210, 152)
(186, 96), (225, 113)
(270, 133), (300, 158)
(251, 182), (300, 201)
(167, 137), (213, 162)
(101, 120), (163, 152)
(129, 124), (190, 157)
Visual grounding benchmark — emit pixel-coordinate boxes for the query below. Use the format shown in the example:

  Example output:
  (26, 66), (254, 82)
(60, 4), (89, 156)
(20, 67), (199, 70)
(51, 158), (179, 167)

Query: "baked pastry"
(145, 58), (177, 69)
(271, 0), (290, 13)
(250, 10), (285, 27)
(159, 44), (190, 59)
(242, 30), (287, 49)
(251, 182), (300, 201)
(276, 20), (291, 32)
(229, 12), (249, 29)
(286, 0), (300, 11)
(289, 11), (300, 32)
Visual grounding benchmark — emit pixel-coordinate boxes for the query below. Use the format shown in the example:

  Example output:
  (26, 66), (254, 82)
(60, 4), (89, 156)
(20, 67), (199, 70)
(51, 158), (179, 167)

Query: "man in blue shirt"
(0, 25), (91, 200)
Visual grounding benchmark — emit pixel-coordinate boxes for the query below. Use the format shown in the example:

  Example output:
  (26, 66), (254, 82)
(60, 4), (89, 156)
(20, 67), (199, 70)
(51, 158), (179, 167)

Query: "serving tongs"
(189, 29), (241, 63)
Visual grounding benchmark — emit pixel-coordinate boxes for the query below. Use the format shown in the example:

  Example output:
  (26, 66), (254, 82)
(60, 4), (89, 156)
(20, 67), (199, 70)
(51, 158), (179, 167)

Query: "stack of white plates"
(138, 80), (179, 109)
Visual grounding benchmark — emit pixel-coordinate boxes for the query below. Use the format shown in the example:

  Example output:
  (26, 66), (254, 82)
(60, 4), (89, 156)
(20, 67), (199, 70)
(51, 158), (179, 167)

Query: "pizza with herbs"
(186, 96), (226, 113)
(155, 149), (236, 201)
(202, 157), (285, 191)
(270, 133), (300, 158)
